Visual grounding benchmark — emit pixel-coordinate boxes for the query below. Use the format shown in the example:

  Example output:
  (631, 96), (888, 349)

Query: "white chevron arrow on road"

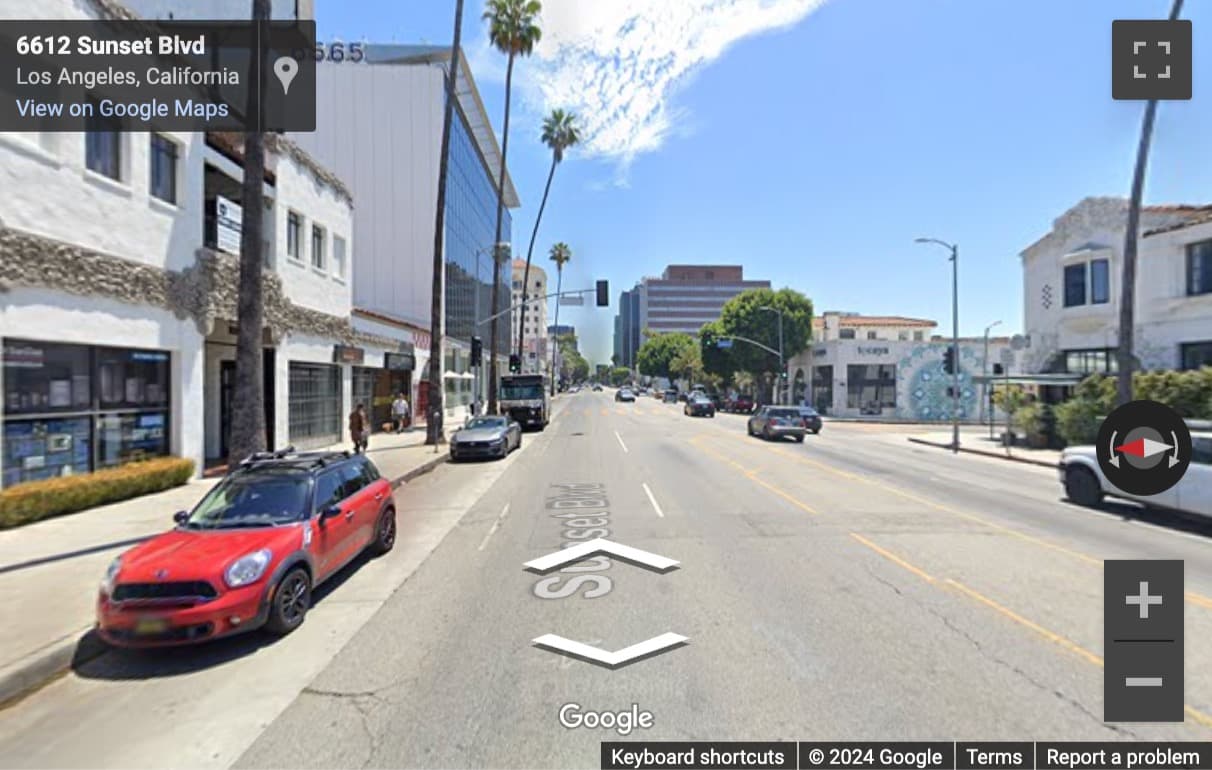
(523, 538), (679, 573)
(532, 632), (688, 667)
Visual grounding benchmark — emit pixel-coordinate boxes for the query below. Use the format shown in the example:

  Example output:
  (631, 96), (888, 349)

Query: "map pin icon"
(273, 56), (298, 95)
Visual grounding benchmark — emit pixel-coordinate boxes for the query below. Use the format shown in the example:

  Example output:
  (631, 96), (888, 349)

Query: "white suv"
(1059, 431), (1212, 518)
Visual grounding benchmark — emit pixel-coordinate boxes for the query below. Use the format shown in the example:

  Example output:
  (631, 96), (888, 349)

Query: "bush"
(1055, 398), (1103, 446)
(0, 456), (195, 530)
(1016, 402), (1044, 437)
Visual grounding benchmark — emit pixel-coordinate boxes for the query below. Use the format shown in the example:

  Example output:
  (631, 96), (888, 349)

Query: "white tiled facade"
(1020, 197), (1212, 375)
(512, 261), (548, 371)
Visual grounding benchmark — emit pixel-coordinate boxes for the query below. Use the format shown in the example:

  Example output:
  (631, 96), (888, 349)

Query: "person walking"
(391, 392), (410, 433)
(349, 403), (369, 453)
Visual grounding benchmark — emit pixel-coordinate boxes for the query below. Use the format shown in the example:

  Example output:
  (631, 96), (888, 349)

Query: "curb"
(389, 454), (448, 489)
(0, 454), (447, 709)
(0, 628), (108, 708)
(906, 437), (1061, 469)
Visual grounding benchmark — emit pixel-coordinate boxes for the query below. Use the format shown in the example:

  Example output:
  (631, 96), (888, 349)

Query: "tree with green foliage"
(670, 344), (704, 384)
(609, 367), (631, 387)
(636, 332), (696, 379)
(713, 288), (813, 375)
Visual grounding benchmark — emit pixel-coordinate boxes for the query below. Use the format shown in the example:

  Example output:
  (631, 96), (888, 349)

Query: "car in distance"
(748, 406), (807, 442)
(726, 394), (755, 414)
(592, 384), (603, 392)
(663, 388), (679, 403)
(798, 406), (823, 434)
(684, 395), (716, 417)
(1059, 430), (1212, 517)
(615, 388), (636, 402)
(96, 448), (396, 648)
(450, 416), (522, 461)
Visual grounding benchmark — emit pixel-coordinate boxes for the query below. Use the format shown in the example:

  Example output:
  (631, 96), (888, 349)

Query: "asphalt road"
(230, 392), (1212, 768)
(5, 391), (1212, 769)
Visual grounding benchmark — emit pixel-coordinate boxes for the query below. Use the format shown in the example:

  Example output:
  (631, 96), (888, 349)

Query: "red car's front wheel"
(265, 567), (311, 636)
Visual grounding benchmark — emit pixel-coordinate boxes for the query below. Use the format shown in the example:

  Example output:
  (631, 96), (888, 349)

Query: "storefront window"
(2, 417), (92, 487)
(97, 412), (169, 469)
(288, 362), (342, 448)
(3, 340), (92, 414)
(96, 348), (170, 409)
(847, 364), (897, 410)
(811, 365), (833, 414)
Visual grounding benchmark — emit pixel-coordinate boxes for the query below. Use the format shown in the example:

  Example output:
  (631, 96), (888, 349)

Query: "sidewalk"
(905, 425), (1063, 468)
(0, 428), (446, 706)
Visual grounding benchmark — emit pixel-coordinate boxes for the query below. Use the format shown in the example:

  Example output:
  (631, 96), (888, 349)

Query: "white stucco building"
(1020, 197), (1212, 376)
(0, 0), (401, 488)
(784, 313), (1018, 421)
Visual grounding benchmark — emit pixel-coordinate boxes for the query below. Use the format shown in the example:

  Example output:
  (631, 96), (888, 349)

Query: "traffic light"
(942, 347), (955, 374)
(509, 354), (521, 373)
(470, 336), (482, 367)
(992, 363), (1004, 375)
(596, 280), (609, 307)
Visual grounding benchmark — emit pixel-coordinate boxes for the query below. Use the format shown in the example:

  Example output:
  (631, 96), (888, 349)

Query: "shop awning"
(972, 373), (1086, 386)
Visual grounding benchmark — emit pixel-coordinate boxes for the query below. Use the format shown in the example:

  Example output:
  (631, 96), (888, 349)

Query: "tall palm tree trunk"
(488, 54), (516, 414)
(1117, 0), (1184, 405)
(228, 0), (271, 466)
(427, 0), (466, 445)
(517, 155), (557, 364)
(550, 265), (562, 395)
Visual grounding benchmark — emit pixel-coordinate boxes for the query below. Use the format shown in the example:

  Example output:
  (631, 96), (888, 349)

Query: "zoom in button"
(1096, 400), (1191, 497)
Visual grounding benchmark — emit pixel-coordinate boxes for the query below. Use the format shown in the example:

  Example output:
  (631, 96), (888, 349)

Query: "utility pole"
(982, 320), (1002, 434)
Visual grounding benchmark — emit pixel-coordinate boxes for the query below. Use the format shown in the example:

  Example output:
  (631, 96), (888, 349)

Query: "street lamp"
(758, 305), (785, 405)
(982, 320), (1002, 437)
(915, 237), (960, 453)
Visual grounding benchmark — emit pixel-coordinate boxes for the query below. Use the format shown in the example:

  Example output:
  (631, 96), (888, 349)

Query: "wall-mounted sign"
(385, 352), (415, 371)
(216, 195), (242, 255)
(857, 346), (891, 356)
(333, 345), (365, 365)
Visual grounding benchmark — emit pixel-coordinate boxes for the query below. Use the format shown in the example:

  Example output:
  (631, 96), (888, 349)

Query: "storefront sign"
(3, 344), (44, 368)
(857, 346), (891, 357)
(334, 345), (365, 365)
(385, 352), (414, 371)
(216, 196), (242, 255)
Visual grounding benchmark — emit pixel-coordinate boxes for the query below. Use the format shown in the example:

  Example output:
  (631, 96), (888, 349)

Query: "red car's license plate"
(134, 617), (168, 635)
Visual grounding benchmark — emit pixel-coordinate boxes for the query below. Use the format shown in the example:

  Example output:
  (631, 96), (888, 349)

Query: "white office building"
(1020, 196), (1212, 376)
(512, 260), (548, 372)
(0, 0), (402, 487)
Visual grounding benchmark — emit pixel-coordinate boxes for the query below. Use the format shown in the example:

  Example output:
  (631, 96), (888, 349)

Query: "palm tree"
(228, 0), (271, 466)
(517, 109), (580, 363)
(1117, 0), (1185, 405)
(484, 0), (542, 413)
(548, 242), (571, 394)
(425, 0), (467, 445)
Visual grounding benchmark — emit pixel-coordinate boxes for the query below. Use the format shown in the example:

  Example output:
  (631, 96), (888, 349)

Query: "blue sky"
(318, 0), (1211, 365)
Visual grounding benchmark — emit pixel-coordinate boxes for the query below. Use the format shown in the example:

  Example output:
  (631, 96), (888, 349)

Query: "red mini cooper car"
(96, 448), (396, 647)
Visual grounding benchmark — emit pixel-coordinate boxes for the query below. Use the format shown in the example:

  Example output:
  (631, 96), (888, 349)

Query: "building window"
(839, 328), (856, 340)
(1063, 348), (1117, 375)
(288, 363), (342, 448)
(85, 100), (121, 180)
(311, 224), (326, 269)
(2, 340), (171, 488)
(1064, 263), (1087, 307)
(149, 134), (177, 204)
(286, 212), (302, 261)
(867, 331), (878, 340)
(811, 365), (833, 414)
(914, 331), (924, 341)
(898, 331), (909, 341)
(1091, 258), (1110, 304)
(1188, 240), (1212, 296)
(846, 364), (896, 410)
(1181, 341), (1212, 370)
(332, 235), (347, 279)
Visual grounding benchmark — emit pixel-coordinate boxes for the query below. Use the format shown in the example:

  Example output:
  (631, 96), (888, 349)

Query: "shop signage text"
(333, 345), (365, 365)
(857, 346), (890, 356)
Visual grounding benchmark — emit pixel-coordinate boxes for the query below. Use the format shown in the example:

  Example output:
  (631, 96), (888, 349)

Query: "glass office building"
(444, 105), (511, 355)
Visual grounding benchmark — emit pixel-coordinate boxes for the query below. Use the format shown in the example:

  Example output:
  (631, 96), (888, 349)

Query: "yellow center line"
(849, 531), (1212, 730)
(750, 440), (1212, 611)
(691, 436), (819, 515)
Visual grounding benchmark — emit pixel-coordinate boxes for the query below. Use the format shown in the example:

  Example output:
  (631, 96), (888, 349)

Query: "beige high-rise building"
(512, 260), (549, 372)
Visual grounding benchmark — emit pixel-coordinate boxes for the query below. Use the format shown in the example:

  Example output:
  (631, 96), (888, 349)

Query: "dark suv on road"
(96, 448), (396, 648)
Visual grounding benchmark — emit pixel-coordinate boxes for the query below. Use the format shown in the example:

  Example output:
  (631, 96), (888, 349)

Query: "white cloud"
(515, 0), (828, 170)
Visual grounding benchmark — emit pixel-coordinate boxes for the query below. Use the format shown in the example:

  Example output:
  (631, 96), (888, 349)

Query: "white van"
(1059, 431), (1212, 518)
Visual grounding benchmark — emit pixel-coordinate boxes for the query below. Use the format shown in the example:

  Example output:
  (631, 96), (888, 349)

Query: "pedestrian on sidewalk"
(349, 403), (369, 453)
(392, 392), (410, 433)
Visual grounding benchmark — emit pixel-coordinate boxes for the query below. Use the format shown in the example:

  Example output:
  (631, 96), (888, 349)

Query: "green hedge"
(0, 456), (195, 530)
(1055, 368), (1212, 447)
